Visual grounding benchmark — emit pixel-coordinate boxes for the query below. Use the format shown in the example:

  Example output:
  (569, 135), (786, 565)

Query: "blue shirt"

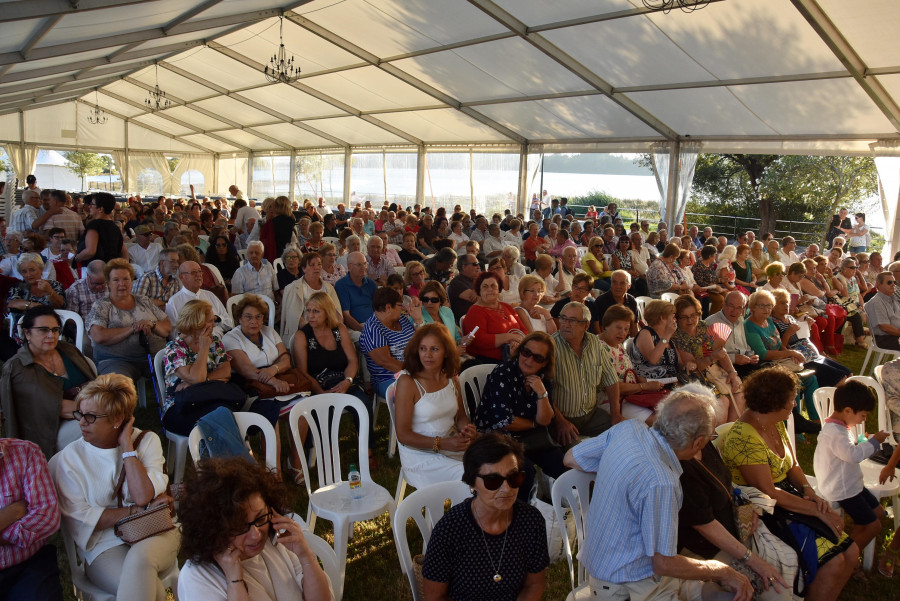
(359, 314), (416, 383)
(334, 275), (377, 325)
(571, 419), (682, 583)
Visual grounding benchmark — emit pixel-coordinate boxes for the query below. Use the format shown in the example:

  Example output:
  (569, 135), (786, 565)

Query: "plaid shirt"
(132, 268), (182, 304)
(41, 209), (84, 242)
(65, 278), (108, 321)
(0, 439), (60, 569)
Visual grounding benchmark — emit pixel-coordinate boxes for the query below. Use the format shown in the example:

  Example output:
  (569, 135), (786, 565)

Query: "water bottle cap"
(349, 463), (358, 471)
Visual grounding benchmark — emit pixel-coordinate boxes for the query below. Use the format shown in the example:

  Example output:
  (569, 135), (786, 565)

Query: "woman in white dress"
(394, 323), (476, 489)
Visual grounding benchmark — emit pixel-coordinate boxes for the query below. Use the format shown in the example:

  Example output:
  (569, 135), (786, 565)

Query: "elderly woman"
(162, 299), (278, 436)
(302, 221), (325, 255)
(54, 374), (180, 601)
(404, 260), (427, 298)
(279, 252), (341, 340)
(1, 305), (96, 458)
(296, 217), (311, 247)
(647, 242), (692, 298)
(463, 271), (528, 364)
(176, 457), (330, 601)
(317, 242), (345, 286)
(672, 295), (744, 421)
(832, 256), (867, 347)
(223, 294), (292, 396)
(760, 261), (785, 293)
(674, 382), (794, 601)
(692, 245), (726, 314)
(422, 433), (548, 600)
(580, 236), (611, 287)
(395, 323), (476, 489)
(721, 367), (858, 601)
(276, 246), (302, 296)
(630, 299), (684, 380)
(514, 274), (557, 335)
(87, 259), (171, 378)
(532, 254), (565, 304)
(796, 259), (840, 355)
(6, 252), (65, 316)
(475, 332), (567, 486)
(716, 245), (739, 293)
(206, 234), (242, 287)
(523, 222), (550, 268)
(360, 287), (424, 400)
(336, 233), (361, 268)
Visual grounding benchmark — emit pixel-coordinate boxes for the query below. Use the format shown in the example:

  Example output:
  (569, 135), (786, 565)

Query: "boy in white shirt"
(813, 380), (889, 557)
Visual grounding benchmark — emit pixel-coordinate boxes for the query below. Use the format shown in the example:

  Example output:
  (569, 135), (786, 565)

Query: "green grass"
(57, 344), (896, 600)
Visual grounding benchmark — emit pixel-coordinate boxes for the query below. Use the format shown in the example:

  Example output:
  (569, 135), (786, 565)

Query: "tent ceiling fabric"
(1, 0), (899, 155)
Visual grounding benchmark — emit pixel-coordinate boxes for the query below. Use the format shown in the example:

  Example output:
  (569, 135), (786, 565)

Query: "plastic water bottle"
(348, 463), (362, 499)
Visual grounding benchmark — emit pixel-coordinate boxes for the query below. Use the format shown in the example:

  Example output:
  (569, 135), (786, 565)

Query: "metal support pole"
(288, 151), (296, 203)
(665, 140), (681, 231)
(212, 153), (219, 197)
(516, 144), (527, 217)
(469, 149), (475, 212)
(123, 119), (129, 194)
(382, 149), (388, 205)
(246, 152), (253, 200)
(343, 147), (351, 206)
(416, 145), (425, 205)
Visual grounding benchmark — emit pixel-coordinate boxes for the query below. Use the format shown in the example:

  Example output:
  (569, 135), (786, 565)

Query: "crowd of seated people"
(2, 187), (897, 600)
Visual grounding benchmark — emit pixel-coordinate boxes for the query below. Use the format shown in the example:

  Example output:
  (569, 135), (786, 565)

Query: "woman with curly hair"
(176, 457), (330, 600)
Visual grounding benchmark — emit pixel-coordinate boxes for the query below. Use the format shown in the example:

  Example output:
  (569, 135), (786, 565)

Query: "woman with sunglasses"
(474, 332), (567, 493)
(422, 432), (548, 601)
(177, 457), (330, 601)
(581, 235), (612, 289)
(1, 304), (96, 458)
(404, 260), (427, 298)
(418, 281), (467, 352)
(53, 373), (179, 601)
(832, 257), (867, 348)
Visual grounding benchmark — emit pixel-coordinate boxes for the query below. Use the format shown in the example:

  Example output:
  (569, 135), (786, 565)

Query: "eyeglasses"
(559, 315), (587, 325)
(241, 313), (264, 321)
(421, 296), (441, 304)
(73, 410), (108, 424)
(519, 346), (549, 364)
(886, 281), (897, 286)
(524, 288), (543, 296)
(29, 326), (61, 336)
(677, 313), (700, 321)
(572, 285), (592, 293)
(755, 304), (774, 310)
(702, 433), (720, 440)
(477, 470), (526, 491)
(235, 511), (273, 535)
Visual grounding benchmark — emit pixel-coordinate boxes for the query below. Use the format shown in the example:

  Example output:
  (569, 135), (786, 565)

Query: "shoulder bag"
(113, 431), (176, 544)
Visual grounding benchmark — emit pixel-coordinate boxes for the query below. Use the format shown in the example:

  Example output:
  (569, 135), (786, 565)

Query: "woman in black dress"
(74, 193), (126, 264)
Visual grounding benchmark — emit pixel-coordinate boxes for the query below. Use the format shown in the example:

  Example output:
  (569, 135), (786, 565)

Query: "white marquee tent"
(1, 0), (900, 247)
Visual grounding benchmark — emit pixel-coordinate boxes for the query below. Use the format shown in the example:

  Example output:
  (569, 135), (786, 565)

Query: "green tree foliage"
(166, 157), (180, 173)
(63, 151), (105, 189)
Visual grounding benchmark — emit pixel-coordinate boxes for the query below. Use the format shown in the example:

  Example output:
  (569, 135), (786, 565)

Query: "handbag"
(315, 367), (348, 391)
(622, 390), (668, 409)
(245, 366), (313, 399)
(173, 380), (247, 411)
(771, 357), (804, 373)
(112, 431), (176, 544)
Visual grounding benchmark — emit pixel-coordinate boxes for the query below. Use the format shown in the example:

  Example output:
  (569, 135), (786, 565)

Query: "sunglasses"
(477, 470), (526, 491)
(421, 296), (441, 304)
(519, 346), (549, 364)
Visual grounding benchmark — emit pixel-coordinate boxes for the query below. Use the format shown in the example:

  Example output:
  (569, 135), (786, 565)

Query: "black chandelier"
(264, 16), (301, 84)
(87, 90), (107, 125)
(145, 64), (171, 111)
(641, 0), (711, 13)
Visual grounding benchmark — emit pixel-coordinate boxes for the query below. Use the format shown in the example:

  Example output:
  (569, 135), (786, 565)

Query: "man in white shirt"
(706, 291), (760, 377)
(864, 271), (900, 350)
(228, 184), (245, 200)
(628, 232), (651, 277)
(128, 225), (163, 274)
(315, 197), (331, 218)
(777, 236), (800, 267)
(9, 189), (43, 233)
(233, 201), (260, 235)
(469, 217), (488, 243)
(483, 223), (505, 258)
(166, 261), (233, 338)
(231, 240), (277, 299)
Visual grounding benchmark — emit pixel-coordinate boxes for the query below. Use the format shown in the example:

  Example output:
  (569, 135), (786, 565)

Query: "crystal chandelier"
(642, 0), (711, 13)
(264, 16), (300, 84)
(88, 90), (107, 125)
(145, 64), (171, 111)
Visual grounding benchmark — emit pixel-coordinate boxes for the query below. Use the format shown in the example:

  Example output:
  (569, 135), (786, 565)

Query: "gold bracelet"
(432, 436), (441, 453)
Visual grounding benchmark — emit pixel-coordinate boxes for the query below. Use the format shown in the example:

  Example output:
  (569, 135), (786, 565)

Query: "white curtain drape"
(22, 144), (38, 182)
(127, 152), (172, 195)
(3, 143), (39, 183)
(650, 141), (671, 221)
(674, 141), (701, 226)
(111, 150), (127, 193)
(650, 141), (701, 228)
(872, 140), (900, 259)
(172, 155), (215, 197)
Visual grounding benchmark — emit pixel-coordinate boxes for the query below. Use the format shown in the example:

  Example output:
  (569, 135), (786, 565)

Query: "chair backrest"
(714, 421), (734, 452)
(393, 481), (473, 601)
(322, 236), (340, 246)
(203, 262), (225, 286)
(660, 292), (679, 304)
(273, 257), (284, 272)
(226, 293), (276, 329)
(875, 364), (884, 384)
(55, 309), (85, 353)
(151, 349), (170, 436)
(393, 265), (406, 278)
(551, 469), (594, 591)
(386, 381), (398, 446)
(387, 244), (402, 253)
(188, 412), (278, 470)
(812, 386), (836, 430)
(847, 375), (894, 443)
(458, 364), (494, 419)
(288, 394), (372, 496)
(237, 248), (248, 263)
(302, 528), (341, 598)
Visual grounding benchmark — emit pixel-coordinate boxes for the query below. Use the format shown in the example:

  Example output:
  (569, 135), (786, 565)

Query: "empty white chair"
(287, 394), (395, 600)
(458, 364), (494, 420)
(860, 339), (900, 376)
(188, 412), (278, 470)
(551, 469), (595, 601)
(226, 293), (276, 329)
(393, 481), (473, 599)
(153, 349), (190, 486)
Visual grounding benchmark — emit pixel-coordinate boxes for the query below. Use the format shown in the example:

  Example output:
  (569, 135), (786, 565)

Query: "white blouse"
(222, 325), (284, 368)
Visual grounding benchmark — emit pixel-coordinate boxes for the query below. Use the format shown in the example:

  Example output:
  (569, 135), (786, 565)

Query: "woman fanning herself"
(394, 324), (476, 489)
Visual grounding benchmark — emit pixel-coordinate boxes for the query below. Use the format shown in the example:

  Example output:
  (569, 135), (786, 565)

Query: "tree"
(166, 157), (180, 173)
(63, 151), (105, 190)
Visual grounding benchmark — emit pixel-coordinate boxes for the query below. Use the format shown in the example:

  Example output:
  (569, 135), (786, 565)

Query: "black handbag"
(315, 368), (348, 390)
(172, 380), (246, 411)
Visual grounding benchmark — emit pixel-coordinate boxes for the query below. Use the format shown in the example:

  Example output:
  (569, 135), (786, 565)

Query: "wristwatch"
(660, 338), (669, 344)
(537, 391), (549, 400)
(122, 451), (138, 460)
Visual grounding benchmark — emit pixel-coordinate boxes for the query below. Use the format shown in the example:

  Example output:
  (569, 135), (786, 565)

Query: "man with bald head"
(335, 250), (377, 338)
(165, 260), (232, 338)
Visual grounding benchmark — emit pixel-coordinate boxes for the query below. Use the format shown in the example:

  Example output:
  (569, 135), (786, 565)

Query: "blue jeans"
(848, 245), (866, 254)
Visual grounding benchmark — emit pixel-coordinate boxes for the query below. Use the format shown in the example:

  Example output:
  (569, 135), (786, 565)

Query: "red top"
(463, 303), (526, 360)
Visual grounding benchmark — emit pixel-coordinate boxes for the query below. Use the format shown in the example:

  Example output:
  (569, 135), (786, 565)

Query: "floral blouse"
(598, 340), (638, 405)
(7, 280), (65, 312)
(613, 249), (632, 271)
(647, 259), (684, 297)
(473, 360), (552, 432)
(162, 336), (230, 413)
(672, 319), (715, 359)
(321, 263), (346, 286)
(692, 261), (718, 287)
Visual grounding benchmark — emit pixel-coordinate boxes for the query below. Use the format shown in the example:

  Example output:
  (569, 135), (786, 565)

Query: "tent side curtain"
(172, 155), (215, 198)
(127, 152), (214, 196)
(650, 141), (701, 229)
(873, 140), (900, 260)
(2, 143), (39, 183)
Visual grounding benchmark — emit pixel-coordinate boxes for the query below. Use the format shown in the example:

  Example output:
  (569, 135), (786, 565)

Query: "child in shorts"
(813, 380), (889, 560)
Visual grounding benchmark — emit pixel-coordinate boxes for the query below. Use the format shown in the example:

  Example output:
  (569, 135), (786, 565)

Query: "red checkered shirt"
(0, 439), (60, 569)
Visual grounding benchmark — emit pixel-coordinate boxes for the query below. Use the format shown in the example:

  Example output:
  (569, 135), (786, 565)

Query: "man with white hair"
(166, 261), (233, 338)
(66, 260), (108, 322)
(565, 385), (753, 600)
(365, 236), (393, 286)
(350, 217), (370, 244)
(9, 185), (43, 233)
(804, 243), (820, 260)
(706, 291), (760, 377)
(230, 240), (276, 299)
(133, 249), (182, 309)
(778, 236), (799, 267)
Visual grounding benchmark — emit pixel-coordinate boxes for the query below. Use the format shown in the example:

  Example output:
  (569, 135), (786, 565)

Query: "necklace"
(472, 502), (509, 583)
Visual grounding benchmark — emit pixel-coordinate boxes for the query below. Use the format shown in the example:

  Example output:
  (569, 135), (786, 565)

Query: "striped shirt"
(360, 314), (416, 384)
(571, 420), (682, 583)
(551, 331), (618, 419)
(0, 439), (60, 569)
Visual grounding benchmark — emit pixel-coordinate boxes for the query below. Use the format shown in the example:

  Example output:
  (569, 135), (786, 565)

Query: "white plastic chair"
(859, 338), (900, 376)
(203, 262), (225, 286)
(55, 309), (85, 353)
(387, 244), (402, 253)
(287, 394), (395, 600)
(384, 382), (407, 501)
(873, 365), (897, 445)
(188, 412), (278, 471)
(237, 248), (248, 263)
(226, 293), (276, 329)
(393, 481), (473, 599)
(393, 265), (406, 278)
(323, 236), (340, 246)
(273, 257), (284, 272)
(458, 364), (494, 420)
(153, 349), (190, 486)
(49, 454), (179, 601)
(660, 292), (680, 304)
(551, 469), (595, 601)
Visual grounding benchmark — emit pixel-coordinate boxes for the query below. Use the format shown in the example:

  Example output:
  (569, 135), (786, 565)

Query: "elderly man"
(66, 260), (108, 323)
(448, 253), (481, 322)
(804, 243), (820, 260)
(558, 246), (584, 294)
(591, 270), (639, 338)
(33, 190), (83, 242)
(483, 223), (505, 258)
(231, 240), (276, 298)
(365, 236), (393, 286)
(469, 216), (488, 243)
(334, 251), (377, 338)
(551, 302), (617, 446)
(864, 271), (900, 350)
(128, 225), (163, 274)
(9, 186), (43, 233)
(564, 385), (752, 601)
(689, 225), (702, 249)
(706, 291), (760, 377)
(600, 227), (617, 255)
(350, 217), (370, 244)
(133, 249), (181, 309)
(166, 261), (232, 338)
(778, 236), (800, 266)
(699, 226), (713, 245)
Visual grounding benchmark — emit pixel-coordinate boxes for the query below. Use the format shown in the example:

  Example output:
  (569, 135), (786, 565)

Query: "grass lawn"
(55, 343), (897, 600)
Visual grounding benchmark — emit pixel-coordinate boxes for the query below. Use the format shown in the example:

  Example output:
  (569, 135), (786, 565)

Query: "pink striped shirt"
(0, 439), (60, 569)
